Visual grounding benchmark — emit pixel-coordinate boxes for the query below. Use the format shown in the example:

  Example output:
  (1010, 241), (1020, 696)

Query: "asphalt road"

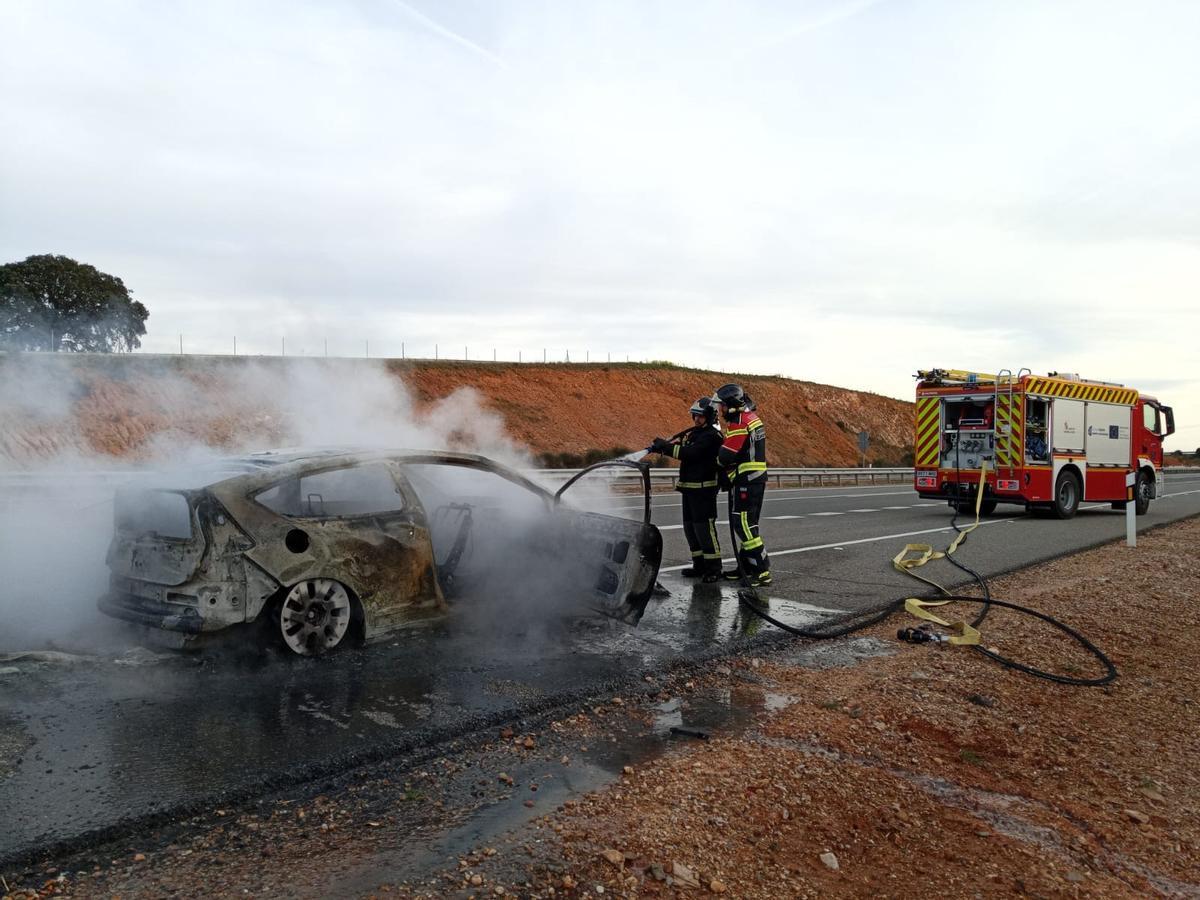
(603, 471), (1200, 613)
(2, 473), (1199, 863)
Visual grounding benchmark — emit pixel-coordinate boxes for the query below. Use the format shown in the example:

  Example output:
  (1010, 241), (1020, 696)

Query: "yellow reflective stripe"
(677, 480), (719, 489)
(672, 444), (680, 459)
(708, 520), (719, 555)
(690, 550), (702, 558)
(702, 553), (722, 560)
(743, 537), (763, 550)
(747, 418), (763, 430)
(915, 397), (941, 466)
(916, 398), (939, 427)
(740, 511), (752, 540)
(725, 428), (748, 437)
(995, 395), (1015, 465)
(737, 462), (767, 475)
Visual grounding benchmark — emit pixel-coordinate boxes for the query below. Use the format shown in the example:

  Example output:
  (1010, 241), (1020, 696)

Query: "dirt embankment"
(0, 353), (913, 468)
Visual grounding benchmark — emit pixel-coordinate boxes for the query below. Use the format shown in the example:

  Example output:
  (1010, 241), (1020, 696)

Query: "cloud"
(1, 0), (1197, 443)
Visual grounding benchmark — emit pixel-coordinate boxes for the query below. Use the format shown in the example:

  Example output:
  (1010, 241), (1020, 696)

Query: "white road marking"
(660, 517), (1023, 572)
(882, 506), (911, 510)
(848, 508), (877, 513)
(769, 515), (803, 519)
(809, 511), (844, 516)
(658, 524), (685, 531)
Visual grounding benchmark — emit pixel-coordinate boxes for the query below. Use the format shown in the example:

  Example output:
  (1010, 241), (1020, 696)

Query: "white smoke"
(0, 353), (632, 653)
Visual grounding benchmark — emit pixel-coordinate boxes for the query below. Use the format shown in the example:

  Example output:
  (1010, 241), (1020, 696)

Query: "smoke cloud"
(0, 353), (626, 653)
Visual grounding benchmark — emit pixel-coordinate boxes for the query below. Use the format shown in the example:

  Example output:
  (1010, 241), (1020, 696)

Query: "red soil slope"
(0, 353), (913, 467)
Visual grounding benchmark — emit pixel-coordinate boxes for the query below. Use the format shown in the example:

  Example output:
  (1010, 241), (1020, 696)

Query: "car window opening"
(256, 463), (406, 518)
(115, 489), (194, 541)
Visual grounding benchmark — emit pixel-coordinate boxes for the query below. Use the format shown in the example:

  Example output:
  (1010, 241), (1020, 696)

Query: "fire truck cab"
(913, 368), (1175, 518)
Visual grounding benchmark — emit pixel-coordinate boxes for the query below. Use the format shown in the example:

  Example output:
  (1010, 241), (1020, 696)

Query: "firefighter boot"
(702, 558), (723, 584)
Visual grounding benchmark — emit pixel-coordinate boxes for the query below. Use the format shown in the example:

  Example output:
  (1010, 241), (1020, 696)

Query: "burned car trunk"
(98, 449), (663, 655)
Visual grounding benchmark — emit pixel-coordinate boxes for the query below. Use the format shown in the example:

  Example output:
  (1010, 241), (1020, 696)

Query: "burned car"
(98, 450), (662, 655)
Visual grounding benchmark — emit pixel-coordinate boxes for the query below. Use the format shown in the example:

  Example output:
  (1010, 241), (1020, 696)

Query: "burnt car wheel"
(279, 579), (355, 656)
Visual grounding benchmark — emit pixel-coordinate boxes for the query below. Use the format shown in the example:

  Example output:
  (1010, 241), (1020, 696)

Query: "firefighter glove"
(650, 437), (672, 454)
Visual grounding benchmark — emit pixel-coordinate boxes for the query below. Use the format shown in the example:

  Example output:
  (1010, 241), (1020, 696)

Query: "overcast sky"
(2, 0), (1198, 446)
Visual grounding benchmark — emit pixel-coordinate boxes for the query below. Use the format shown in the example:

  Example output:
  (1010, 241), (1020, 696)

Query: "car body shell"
(98, 449), (663, 649)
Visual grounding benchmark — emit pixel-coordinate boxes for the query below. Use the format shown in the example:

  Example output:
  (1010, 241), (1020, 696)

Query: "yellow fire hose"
(891, 463), (989, 645)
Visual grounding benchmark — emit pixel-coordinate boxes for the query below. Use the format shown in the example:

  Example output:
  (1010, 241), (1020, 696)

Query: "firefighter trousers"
(728, 479), (770, 577)
(680, 488), (722, 575)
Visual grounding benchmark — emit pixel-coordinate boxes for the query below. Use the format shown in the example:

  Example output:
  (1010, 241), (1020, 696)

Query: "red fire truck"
(913, 369), (1175, 518)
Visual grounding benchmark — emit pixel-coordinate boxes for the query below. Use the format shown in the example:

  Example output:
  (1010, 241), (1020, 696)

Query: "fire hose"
(735, 462), (1118, 687)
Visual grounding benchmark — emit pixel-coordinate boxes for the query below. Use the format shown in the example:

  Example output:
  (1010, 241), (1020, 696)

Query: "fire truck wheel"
(1053, 471), (1081, 520)
(979, 498), (998, 516)
(1134, 470), (1152, 516)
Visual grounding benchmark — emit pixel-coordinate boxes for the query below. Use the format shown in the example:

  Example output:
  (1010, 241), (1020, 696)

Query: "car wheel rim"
(280, 579), (352, 656)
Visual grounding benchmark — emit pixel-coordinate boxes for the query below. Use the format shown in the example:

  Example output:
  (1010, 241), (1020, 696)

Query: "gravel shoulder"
(3, 517), (1198, 899)
(502, 516), (1200, 899)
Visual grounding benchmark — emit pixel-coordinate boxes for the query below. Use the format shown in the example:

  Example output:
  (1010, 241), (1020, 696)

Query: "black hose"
(737, 589), (1117, 686)
(941, 595), (1118, 686)
(735, 423), (1119, 686)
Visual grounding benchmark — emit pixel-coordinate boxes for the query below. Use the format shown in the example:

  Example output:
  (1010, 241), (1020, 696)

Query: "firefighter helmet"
(714, 383), (746, 421)
(689, 396), (716, 425)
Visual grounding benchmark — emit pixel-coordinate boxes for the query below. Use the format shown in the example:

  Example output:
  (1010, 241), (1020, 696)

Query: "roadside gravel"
(476, 517), (1200, 898)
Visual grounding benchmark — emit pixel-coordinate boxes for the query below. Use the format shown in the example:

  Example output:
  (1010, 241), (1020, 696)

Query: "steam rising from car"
(0, 354), (626, 654)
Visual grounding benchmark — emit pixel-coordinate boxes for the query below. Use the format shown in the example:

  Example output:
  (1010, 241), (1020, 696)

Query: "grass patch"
(959, 748), (985, 767)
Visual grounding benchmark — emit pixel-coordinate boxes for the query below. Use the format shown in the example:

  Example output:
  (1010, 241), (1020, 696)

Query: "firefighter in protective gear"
(713, 383), (771, 585)
(652, 399), (723, 580)
(649, 398), (723, 581)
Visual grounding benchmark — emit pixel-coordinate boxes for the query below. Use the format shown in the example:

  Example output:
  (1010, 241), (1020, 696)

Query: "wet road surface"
(3, 474), (1199, 862)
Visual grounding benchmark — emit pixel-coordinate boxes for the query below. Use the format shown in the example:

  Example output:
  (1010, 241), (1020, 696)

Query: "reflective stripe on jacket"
(672, 424), (723, 492)
(717, 410), (767, 484)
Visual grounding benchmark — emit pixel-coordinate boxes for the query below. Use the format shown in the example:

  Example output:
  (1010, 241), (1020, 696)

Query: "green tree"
(0, 254), (149, 352)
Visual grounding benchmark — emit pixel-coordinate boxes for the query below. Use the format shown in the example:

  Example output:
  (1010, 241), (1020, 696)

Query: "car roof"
(192, 448), (540, 495)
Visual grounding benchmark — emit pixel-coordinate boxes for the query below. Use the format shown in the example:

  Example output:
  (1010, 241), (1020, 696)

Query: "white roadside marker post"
(1125, 471), (1137, 547)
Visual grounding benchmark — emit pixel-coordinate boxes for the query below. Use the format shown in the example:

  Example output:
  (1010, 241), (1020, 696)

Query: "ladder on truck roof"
(917, 368), (1018, 386)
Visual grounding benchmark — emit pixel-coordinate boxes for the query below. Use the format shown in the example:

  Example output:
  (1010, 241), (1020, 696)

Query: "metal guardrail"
(532, 466), (915, 489)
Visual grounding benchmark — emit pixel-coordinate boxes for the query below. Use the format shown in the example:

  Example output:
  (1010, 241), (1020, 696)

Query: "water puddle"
(328, 676), (789, 895)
